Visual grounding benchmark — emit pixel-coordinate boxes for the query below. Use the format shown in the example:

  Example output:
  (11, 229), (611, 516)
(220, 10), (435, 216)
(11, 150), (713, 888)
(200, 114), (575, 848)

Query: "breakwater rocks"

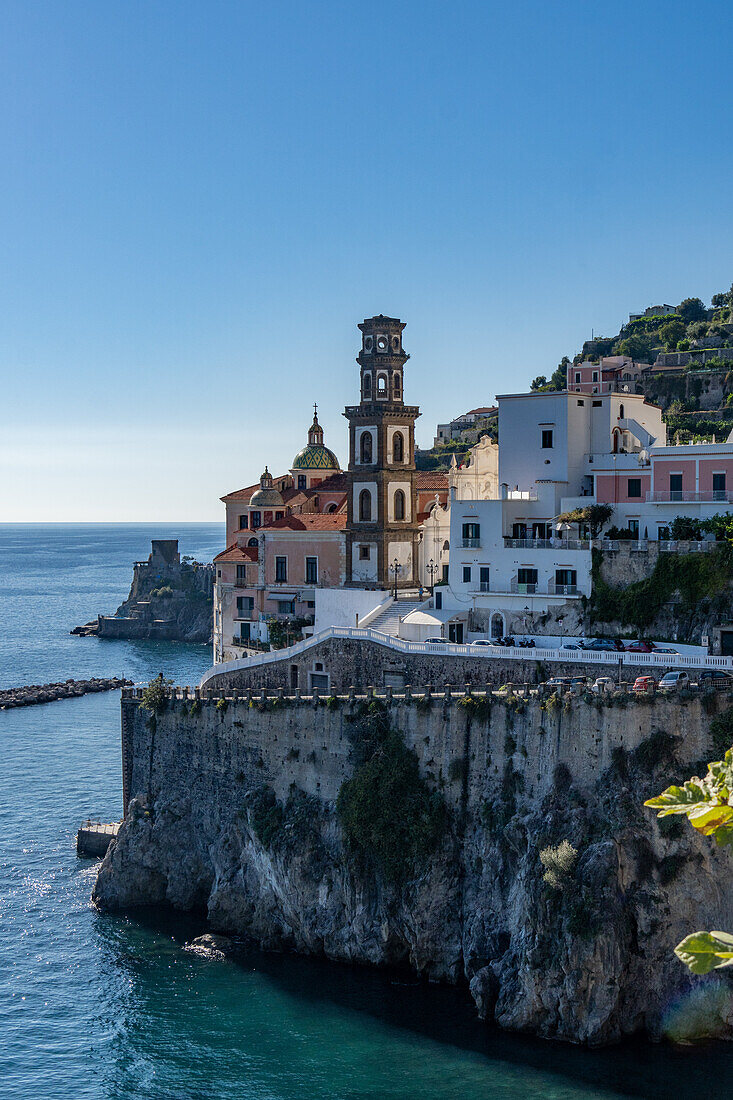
(95, 684), (733, 1046)
(0, 677), (131, 709)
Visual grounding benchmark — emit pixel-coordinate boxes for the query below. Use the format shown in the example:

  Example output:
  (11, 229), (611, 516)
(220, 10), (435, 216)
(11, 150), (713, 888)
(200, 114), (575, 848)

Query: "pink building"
(570, 356), (647, 395)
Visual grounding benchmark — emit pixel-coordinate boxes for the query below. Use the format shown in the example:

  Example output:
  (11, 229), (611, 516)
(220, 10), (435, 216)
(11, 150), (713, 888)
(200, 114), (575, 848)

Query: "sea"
(0, 524), (729, 1100)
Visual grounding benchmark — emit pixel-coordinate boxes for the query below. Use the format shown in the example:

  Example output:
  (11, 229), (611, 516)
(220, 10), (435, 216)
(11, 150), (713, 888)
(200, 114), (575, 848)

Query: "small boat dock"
(76, 820), (120, 857)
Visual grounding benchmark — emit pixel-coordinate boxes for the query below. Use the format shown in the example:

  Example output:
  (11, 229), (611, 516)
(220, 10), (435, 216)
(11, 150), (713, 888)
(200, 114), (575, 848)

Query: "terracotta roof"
(260, 513), (347, 532)
(214, 544), (259, 563)
(415, 472), (449, 491)
(311, 472), (349, 491)
(464, 406), (497, 416)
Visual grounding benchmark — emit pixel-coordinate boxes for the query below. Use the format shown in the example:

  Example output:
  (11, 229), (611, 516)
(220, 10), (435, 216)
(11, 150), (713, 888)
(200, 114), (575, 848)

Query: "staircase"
(366, 598), (424, 638)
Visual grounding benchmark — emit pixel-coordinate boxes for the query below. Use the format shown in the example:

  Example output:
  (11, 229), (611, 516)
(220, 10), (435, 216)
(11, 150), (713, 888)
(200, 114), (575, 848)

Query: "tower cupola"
(356, 315), (409, 405)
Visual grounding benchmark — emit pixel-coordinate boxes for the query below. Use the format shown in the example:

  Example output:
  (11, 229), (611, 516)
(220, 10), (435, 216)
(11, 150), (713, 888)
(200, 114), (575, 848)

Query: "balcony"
(504, 537), (590, 551)
(234, 612), (257, 622)
(548, 581), (579, 596)
(234, 578), (251, 588)
(461, 538), (481, 548)
(646, 489), (733, 503)
(479, 582), (491, 592)
(510, 580), (537, 594)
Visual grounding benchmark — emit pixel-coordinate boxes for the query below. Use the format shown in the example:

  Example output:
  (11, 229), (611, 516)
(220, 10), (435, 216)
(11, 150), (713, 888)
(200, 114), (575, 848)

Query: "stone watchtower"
(344, 315), (420, 589)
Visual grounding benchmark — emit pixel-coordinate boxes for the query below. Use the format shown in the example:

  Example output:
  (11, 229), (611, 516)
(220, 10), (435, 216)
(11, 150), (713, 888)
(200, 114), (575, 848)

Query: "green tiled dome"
(291, 443), (340, 471)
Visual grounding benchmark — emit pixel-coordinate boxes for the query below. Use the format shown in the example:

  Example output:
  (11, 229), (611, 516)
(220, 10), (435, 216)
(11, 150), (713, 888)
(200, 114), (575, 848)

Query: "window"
(359, 489), (372, 521)
(247, 537), (258, 548)
(393, 374), (401, 398)
(297, 475), (307, 491)
(362, 372), (372, 398)
(619, 404), (625, 419)
(577, 399), (584, 407)
(462, 522), (480, 546)
(394, 489), (405, 521)
(236, 595), (253, 613)
(669, 473), (683, 500)
(359, 545), (370, 559)
(239, 514), (248, 530)
(360, 431), (373, 464)
(305, 557), (318, 584)
(442, 563), (449, 583)
(575, 372), (581, 383)
(541, 429), (553, 449)
(511, 522), (527, 539)
(658, 526), (670, 541)
(462, 566), (472, 583)
(236, 564), (248, 581)
(479, 566), (490, 592)
(592, 371), (598, 383)
(251, 510), (261, 529)
(629, 519), (639, 537)
(627, 478), (641, 498)
(713, 472), (726, 499)
(435, 589), (443, 609)
(277, 600), (295, 615)
(592, 399), (602, 407)
(377, 374), (387, 396)
(275, 511), (284, 520)
(275, 556), (287, 582)
(393, 432), (404, 463)
(555, 569), (577, 588)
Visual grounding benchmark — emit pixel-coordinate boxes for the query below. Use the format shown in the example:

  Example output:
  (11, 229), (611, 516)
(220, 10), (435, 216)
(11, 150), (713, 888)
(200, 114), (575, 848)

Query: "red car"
(625, 640), (655, 653)
(633, 675), (656, 692)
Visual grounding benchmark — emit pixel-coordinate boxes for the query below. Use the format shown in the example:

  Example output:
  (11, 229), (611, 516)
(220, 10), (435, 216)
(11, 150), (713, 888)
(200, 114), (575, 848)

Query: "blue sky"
(2, 0), (732, 521)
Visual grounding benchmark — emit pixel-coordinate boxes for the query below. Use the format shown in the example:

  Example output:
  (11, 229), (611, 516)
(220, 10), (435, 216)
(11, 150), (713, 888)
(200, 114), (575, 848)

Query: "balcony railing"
(646, 489), (733, 503)
(510, 580), (537, 594)
(548, 582), (579, 596)
(461, 538), (481, 548)
(504, 537), (591, 550)
(234, 578), (251, 588)
(479, 582), (491, 592)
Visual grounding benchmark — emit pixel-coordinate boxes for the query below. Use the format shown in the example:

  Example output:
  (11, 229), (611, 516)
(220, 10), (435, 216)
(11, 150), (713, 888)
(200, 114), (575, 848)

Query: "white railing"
(200, 626), (733, 686)
(646, 490), (733, 503)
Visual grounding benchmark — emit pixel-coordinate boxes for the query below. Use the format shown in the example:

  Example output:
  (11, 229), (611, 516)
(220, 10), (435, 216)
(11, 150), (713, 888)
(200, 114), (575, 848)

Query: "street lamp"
(425, 558), (438, 594)
(389, 558), (402, 600)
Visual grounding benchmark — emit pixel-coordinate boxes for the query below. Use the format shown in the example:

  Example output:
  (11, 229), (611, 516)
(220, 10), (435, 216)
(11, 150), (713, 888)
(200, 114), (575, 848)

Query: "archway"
(360, 431), (373, 464)
(490, 612), (504, 640)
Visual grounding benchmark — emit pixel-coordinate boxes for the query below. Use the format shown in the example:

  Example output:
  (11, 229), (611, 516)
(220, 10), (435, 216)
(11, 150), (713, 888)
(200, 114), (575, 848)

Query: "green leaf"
(644, 782), (708, 814)
(674, 930), (733, 974)
(687, 804), (733, 835)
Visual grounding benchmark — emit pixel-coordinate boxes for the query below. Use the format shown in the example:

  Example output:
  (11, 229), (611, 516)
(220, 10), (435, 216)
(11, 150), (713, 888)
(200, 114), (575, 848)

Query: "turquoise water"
(0, 525), (729, 1099)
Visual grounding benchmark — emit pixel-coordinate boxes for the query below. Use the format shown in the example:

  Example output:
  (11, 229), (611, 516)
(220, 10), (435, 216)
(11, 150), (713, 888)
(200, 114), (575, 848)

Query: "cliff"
(94, 681), (733, 1046)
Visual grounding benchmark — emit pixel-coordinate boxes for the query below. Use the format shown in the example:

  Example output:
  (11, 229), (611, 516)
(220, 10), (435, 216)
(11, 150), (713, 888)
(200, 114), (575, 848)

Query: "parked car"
(652, 646), (678, 655)
(624, 640), (655, 653)
(545, 676), (572, 688)
(570, 676), (589, 687)
(560, 642), (582, 651)
(698, 669), (733, 689)
(583, 638), (624, 652)
(657, 670), (690, 693)
(633, 675), (657, 693)
(424, 637), (447, 645)
(593, 676), (615, 693)
(470, 638), (499, 647)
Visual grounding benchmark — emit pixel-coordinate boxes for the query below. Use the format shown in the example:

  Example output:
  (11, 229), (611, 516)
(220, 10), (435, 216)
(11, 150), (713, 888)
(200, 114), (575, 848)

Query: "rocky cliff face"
(94, 688), (733, 1046)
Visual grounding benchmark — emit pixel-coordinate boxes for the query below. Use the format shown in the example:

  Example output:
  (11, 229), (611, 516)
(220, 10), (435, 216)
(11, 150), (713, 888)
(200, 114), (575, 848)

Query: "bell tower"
(344, 315), (420, 590)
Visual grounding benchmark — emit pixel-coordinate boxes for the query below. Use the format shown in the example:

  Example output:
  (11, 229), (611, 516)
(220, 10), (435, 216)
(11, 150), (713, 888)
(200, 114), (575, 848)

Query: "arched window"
(362, 372), (372, 399)
(619, 403), (625, 419)
(359, 489), (372, 521)
(394, 489), (405, 521)
(377, 374), (387, 396)
(393, 373), (401, 399)
(393, 432), (404, 463)
(248, 537), (258, 548)
(360, 431), (372, 464)
(326, 502), (337, 513)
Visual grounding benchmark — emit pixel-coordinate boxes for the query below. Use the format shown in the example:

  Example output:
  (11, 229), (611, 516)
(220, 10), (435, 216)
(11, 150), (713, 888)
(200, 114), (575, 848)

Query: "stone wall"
(96, 682), (733, 1044)
(202, 636), (630, 694)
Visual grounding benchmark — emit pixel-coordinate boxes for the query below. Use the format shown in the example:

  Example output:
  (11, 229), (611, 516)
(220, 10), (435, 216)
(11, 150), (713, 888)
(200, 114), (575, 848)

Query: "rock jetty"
(0, 677), (131, 709)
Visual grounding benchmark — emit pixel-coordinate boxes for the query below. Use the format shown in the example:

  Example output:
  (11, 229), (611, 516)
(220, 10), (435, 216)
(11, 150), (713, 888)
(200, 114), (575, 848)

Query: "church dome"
(291, 405), (340, 472)
(249, 466), (284, 507)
